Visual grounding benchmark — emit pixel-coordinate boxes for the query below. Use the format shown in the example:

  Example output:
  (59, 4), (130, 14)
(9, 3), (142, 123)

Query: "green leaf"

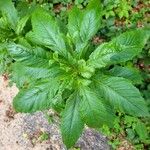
(68, 7), (82, 40)
(80, 0), (102, 42)
(16, 15), (30, 35)
(26, 8), (68, 57)
(88, 29), (150, 68)
(10, 62), (62, 88)
(93, 75), (149, 116)
(13, 79), (59, 113)
(109, 66), (142, 84)
(110, 29), (150, 62)
(79, 86), (115, 127)
(88, 42), (119, 68)
(7, 43), (62, 87)
(10, 62), (33, 87)
(0, 17), (9, 30)
(0, 44), (12, 74)
(0, 18), (12, 40)
(15, 0), (36, 34)
(10, 39), (52, 59)
(0, 0), (18, 30)
(51, 80), (73, 112)
(61, 92), (84, 148)
(7, 43), (61, 78)
(135, 121), (148, 140)
(126, 128), (135, 140)
(68, 0), (102, 55)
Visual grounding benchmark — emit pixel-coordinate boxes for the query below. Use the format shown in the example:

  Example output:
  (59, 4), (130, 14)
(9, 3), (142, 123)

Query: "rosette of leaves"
(0, 0), (150, 148)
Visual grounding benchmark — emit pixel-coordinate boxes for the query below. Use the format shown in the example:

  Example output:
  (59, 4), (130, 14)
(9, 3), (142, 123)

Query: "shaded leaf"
(79, 86), (115, 127)
(26, 8), (68, 57)
(13, 79), (59, 112)
(88, 29), (150, 68)
(109, 66), (142, 84)
(0, 0), (18, 30)
(7, 43), (62, 86)
(16, 15), (30, 35)
(135, 121), (148, 140)
(68, 0), (102, 55)
(93, 75), (149, 116)
(61, 92), (84, 148)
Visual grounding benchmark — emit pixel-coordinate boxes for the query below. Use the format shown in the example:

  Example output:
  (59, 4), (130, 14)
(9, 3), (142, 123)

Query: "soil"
(0, 76), (110, 150)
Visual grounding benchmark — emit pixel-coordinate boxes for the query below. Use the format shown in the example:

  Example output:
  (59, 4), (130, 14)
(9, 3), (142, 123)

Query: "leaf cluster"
(0, 0), (150, 148)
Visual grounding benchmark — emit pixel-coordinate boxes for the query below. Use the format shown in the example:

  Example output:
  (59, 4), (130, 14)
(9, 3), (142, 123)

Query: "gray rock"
(76, 128), (110, 150)
(22, 111), (110, 150)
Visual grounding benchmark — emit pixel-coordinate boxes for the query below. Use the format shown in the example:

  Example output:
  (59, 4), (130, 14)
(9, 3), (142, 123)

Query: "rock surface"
(0, 76), (110, 150)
